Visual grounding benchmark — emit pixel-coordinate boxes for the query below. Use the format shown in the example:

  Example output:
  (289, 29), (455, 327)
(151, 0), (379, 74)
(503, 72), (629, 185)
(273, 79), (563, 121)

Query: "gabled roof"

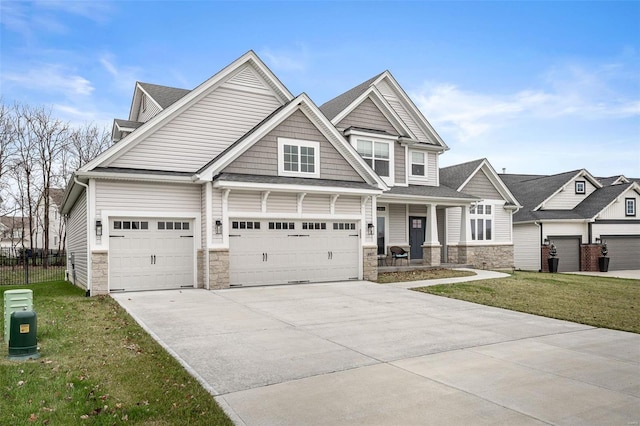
(137, 82), (191, 109)
(597, 175), (630, 186)
(503, 170), (637, 223)
(196, 93), (387, 190)
(319, 73), (383, 120)
(319, 71), (448, 149)
(114, 119), (143, 130)
(440, 158), (521, 206)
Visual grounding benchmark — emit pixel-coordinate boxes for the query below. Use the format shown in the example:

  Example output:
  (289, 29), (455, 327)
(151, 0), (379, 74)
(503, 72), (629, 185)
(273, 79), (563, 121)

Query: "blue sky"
(1, 1), (639, 177)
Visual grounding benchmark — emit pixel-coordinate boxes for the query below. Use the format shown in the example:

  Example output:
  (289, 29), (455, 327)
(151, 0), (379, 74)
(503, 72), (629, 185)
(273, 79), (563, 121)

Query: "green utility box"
(8, 310), (39, 360)
(3, 289), (33, 343)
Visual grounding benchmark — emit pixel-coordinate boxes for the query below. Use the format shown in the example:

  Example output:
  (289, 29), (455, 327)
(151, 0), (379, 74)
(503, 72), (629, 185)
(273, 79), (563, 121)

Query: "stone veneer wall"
(197, 249), (204, 288)
(209, 248), (230, 289)
(363, 245), (378, 281)
(91, 250), (108, 295)
(422, 245), (442, 266)
(451, 245), (514, 269)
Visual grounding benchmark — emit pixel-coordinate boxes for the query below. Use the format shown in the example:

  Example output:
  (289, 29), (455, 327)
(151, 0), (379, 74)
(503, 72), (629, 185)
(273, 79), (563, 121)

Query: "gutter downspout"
(73, 176), (91, 297)
(536, 221), (543, 272)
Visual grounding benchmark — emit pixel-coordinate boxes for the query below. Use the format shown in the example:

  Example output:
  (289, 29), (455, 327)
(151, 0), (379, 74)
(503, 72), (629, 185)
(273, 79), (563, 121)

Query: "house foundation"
(422, 245), (442, 266)
(450, 244), (514, 269)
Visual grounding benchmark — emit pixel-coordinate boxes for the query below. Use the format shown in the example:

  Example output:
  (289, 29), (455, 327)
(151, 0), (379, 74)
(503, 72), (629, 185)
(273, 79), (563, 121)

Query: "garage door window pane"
(174, 222), (182, 230)
(114, 221), (121, 230)
(158, 222), (165, 230)
(182, 222), (189, 230)
(123, 221), (131, 230)
(141, 222), (148, 230)
(166, 222), (173, 230)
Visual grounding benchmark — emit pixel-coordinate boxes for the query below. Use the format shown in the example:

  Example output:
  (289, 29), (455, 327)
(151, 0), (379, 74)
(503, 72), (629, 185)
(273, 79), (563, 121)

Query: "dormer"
(538, 169), (602, 210)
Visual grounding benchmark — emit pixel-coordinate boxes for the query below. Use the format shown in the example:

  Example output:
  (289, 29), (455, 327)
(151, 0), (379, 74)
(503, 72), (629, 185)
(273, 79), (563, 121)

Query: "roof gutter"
(75, 170), (195, 183)
(380, 193), (478, 205)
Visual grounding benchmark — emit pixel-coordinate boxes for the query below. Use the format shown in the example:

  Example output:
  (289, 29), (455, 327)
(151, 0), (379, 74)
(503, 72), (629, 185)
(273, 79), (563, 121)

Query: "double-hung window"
(626, 198), (636, 217)
(278, 138), (320, 178)
(357, 139), (389, 177)
(470, 203), (493, 241)
(410, 151), (426, 177)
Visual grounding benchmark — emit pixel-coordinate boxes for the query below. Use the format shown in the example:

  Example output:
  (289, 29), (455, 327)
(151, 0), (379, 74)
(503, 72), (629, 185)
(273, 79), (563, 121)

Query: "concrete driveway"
(112, 281), (640, 425)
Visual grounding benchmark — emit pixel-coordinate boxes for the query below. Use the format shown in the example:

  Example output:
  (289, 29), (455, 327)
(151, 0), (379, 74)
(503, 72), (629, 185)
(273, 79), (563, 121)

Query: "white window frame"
(626, 198), (636, 217)
(354, 137), (395, 186)
(277, 138), (320, 178)
(469, 202), (494, 242)
(409, 149), (427, 179)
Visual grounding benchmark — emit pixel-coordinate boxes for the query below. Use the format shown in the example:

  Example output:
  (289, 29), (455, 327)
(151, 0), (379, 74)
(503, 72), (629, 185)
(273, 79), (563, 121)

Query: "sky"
(1, 0), (639, 178)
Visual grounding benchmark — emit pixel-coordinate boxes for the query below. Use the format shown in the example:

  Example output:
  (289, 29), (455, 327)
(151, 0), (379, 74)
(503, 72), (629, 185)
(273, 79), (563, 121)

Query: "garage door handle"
(153, 255), (156, 264)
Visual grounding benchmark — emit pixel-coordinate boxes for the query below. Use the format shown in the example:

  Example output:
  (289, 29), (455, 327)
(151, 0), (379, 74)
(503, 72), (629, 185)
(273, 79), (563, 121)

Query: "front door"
(409, 216), (426, 261)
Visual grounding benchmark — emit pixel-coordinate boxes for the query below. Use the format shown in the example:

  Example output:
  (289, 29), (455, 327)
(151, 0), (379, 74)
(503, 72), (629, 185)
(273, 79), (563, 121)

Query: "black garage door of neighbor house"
(600, 235), (640, 270)
(549, 237), (581, 272)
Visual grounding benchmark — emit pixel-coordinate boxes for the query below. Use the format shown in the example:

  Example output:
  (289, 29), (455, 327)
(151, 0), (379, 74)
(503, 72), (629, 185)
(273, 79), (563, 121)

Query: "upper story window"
(470, 203), (493, 241)
(277, 138), (320, 178)
(357, 139), (389, 177)
(626, 198), (636, 216)
(410, 151), (426, 177)
(575, 180), (586, 194)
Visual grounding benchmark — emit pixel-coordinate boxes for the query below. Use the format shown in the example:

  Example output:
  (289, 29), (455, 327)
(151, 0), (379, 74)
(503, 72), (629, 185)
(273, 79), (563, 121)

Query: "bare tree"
(0, 102), (17, 215)
(64, 123), (111, 174)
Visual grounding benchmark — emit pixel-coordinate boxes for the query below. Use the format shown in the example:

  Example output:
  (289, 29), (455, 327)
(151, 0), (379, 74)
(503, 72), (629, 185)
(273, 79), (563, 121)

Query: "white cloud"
(3, 64), (94, 96)
(260, 45), (309, 72)
(99, 53), (142, 93)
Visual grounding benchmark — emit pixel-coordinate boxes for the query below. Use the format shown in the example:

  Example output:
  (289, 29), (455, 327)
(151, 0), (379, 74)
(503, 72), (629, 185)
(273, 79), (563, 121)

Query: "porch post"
(458, 205), (471, 263)
(422, 203), (441, 266)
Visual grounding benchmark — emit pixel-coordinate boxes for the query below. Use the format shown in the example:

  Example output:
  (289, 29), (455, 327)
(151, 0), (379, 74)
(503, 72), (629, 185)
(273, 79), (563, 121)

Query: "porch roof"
(381, 184), (478, 204)
(213, 172), (380, 191)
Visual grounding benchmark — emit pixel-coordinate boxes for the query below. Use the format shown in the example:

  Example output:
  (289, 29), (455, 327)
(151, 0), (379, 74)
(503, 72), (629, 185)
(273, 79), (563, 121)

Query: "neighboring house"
(35, 188), (66, 252)
(0, 216), (28, 256)
(502, 170), (640, 272)
(60, 51), (516, 295)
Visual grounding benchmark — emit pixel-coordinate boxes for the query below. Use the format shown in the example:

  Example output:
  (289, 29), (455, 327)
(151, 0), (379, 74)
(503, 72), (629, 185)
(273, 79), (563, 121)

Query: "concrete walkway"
(113, 274), (640, 425)
(563, 270), (640, 280)
(386, 268), (510, 289)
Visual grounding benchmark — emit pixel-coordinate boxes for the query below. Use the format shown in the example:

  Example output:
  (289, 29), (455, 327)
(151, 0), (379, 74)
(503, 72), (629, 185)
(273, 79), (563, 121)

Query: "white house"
(61, 51), (519, 295)
(502, 170), (640, 272)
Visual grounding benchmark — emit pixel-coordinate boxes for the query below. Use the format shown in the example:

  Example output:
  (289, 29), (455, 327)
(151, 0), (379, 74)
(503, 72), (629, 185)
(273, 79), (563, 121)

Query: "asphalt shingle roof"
(138, 82), (191, 109)
(386, 184), (478, 201)
(114, 119), (143, 129)
(319, 73), (383, 120)
(439, 159), (485, 191)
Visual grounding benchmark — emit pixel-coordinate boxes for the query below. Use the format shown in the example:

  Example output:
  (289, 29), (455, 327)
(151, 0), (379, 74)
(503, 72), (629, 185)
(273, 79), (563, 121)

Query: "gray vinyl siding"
(211, 188), (223, 245)
(544, 177), (597, 210)
(201, 185), (207, 248)
(447, 207), (462, 244)
(408, 205), (427, 215)
(66, 191), (88, 288)
(228, 191), (261, 213)
(494, 206), (512, 243)
(394, 142), (406, 184)
(223, 110), (364, 182)
(462, 170), (502, 199)
(389, 204), (407, 243)
(334, 196), (360, 215)
(437, 208), (446, 258)
(304, 194), (330, 214)
(136, 93), (162, 122)
(336, 98), (398, 135)
(513, 224), (540, 271)
(108, 86), (282, 172)
(267, 193), (297, 213)
(95, 181), (201, 216)
(376, 80), (430, 143)
(427, 152), (438, 185)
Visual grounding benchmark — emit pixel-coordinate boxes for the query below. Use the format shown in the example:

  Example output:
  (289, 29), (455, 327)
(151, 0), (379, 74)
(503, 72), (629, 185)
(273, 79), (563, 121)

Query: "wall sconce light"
(367, 223), (374, 236)
(95, 219), (103, 237)
(543, 238), (549, 246)
(215, 220), (222, 235)
(595, 237), (601, 244)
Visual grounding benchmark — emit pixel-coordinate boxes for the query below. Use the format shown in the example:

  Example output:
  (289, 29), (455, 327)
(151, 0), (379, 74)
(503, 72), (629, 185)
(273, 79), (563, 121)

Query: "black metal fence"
(0, 248), (66, 285)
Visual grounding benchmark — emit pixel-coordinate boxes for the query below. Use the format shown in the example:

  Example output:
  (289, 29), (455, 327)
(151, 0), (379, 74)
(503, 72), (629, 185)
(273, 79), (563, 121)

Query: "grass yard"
(376, 268), (476, 284)
(415, 271), (640, 334)
(0, 281), (233, 425)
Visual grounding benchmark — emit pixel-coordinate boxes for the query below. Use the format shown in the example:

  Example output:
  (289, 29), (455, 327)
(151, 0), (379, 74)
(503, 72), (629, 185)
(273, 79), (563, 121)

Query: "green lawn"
(415, 271), (640, 333)
(0, 281), (233, 425)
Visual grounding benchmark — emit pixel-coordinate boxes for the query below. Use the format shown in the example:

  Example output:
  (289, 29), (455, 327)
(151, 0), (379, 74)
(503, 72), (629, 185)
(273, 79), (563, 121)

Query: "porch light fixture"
(595, 237), (601, 244)
(367, 223), (374, 236)
(95, 219), (102, 237)
(215, 220), (223, 235)
(543, 238), (550, 246)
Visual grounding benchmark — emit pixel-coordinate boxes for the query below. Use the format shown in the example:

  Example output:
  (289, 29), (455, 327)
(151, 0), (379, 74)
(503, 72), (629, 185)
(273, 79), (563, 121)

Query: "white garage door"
(109, 218), (195, 292)
(601, 235), (640, 270)
(229, 219), (360, 286)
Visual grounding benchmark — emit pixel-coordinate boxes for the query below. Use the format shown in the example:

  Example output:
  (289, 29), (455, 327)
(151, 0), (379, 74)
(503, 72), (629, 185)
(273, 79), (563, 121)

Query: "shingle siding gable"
(222, 110), (364, 183)
(462, 169), (503, 200)
(336, 98), (398, 135)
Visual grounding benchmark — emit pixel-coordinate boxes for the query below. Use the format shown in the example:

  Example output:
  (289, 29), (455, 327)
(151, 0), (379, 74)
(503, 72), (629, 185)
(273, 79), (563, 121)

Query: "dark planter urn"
(598, 257), (610, 273)
(548, 258), (559, 273)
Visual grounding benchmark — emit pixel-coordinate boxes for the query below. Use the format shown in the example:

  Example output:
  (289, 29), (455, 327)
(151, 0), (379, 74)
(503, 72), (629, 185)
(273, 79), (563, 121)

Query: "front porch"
(378, 262), (474, 273)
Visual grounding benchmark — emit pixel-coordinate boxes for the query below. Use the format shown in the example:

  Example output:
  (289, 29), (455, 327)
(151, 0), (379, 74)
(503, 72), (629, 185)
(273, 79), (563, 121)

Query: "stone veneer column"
(209, 248), (230, 289)
(362, 245), (378, 281)
(422, 244), (442, 266)
(91, 250), (108, 295)
(197, 249), (204, 288)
